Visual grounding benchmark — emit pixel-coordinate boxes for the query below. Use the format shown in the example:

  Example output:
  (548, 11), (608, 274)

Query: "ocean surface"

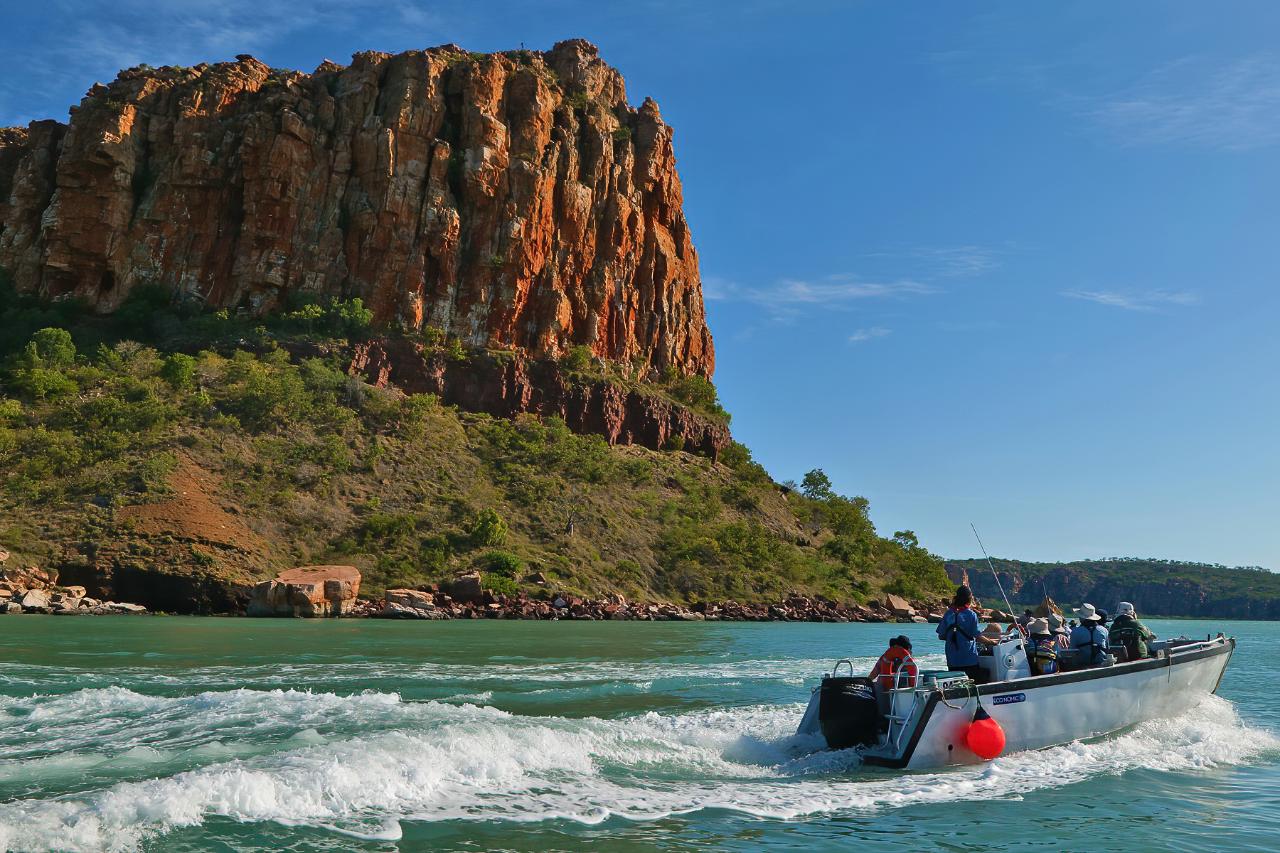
(0, 617), (1276, 852)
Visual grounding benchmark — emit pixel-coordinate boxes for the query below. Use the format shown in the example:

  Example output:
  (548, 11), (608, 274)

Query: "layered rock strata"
(0, 40), (713, 378)
(345, 338), (730, 456)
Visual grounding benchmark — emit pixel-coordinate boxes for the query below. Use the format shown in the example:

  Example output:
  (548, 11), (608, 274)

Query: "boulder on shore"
(247, 566), (361, 617)
(885, 593), (916, 618)
(444, 572), (484, 604)
(377, 589), (441, 619)
(20, 588), (51, 612)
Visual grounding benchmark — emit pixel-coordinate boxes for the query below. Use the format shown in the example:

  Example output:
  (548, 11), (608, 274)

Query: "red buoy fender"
(965, 706), (1005, 760)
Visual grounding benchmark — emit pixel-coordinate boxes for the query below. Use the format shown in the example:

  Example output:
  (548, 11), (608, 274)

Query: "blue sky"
(3, 2), (1278, 567)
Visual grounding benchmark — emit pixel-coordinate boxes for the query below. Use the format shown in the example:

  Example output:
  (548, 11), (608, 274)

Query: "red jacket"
(871, 646), (918, 689)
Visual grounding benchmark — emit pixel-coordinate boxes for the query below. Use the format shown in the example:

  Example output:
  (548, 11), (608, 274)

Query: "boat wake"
(0, 687), (1273, 852)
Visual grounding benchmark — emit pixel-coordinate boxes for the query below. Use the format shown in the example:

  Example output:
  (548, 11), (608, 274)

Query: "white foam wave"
(2, 654), (951, 692)
(0, 689), (1272, 853)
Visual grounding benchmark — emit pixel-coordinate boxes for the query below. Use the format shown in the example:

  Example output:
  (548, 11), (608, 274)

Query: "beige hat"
(1078, 603), (1103, 622)
(1048, 613), (1067, 633)
(981, 622), (1004, 639)
(1117, 602), (1135, 617)
(1027, 617), (1050, 634)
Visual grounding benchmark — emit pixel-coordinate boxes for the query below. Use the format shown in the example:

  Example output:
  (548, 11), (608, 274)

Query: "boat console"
(976, 636), (1031, 682)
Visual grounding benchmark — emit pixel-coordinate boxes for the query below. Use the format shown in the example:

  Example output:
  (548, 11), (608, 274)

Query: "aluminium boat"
(794, 631), (1235, 770)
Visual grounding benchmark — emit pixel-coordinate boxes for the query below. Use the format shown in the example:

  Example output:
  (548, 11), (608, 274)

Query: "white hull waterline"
(795, 634), (1234, 770)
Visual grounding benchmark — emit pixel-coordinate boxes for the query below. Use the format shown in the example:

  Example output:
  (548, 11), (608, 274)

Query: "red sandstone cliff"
(0, 40), (713, 378)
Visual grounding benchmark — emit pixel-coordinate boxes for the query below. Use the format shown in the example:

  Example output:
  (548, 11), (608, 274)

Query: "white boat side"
(797, 635), (1234, 770)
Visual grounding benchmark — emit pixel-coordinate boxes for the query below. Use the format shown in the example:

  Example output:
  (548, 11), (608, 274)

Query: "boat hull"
(800, 636), (1234, 771)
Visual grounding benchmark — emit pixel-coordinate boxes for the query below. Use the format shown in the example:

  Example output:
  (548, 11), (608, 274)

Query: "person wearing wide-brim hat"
(1026, 617), (1059, 675)
(1048, 613), (1070, 648)
(1110, 601), (1157, 659)
(1069, 603), (1110, 666)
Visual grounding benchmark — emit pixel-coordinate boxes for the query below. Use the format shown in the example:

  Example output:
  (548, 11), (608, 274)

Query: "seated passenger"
(1069, 603), (1110, 666)
(1109, 602), (1156, 659)
(1048, 613), (1071, 649)
(870, 635), (918, 689)
(1026, 617), (1058, 675)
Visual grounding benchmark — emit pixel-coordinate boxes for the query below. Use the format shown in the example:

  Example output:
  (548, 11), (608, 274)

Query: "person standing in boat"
(1109, 602), (1156, 659)
(937, 585), (998, 682)
(1070, 603), (1110, 666)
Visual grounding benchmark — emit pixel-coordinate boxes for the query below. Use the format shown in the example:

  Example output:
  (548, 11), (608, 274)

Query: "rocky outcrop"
(0, 567), (147, 614)
(0, 40), (713, 379)
(379, 588), (443, 619)
(345, 338), (730, 456)
(247, 565), (361, 617)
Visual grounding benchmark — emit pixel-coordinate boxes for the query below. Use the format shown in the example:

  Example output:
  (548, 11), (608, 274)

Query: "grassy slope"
(0, 288), (951, 611)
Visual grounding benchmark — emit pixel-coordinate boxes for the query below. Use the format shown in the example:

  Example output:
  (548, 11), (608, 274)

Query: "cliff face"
(0, 40), (713, 378)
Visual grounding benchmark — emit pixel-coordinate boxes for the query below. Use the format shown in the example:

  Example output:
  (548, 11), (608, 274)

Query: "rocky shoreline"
(0, 566), (149, 615)
(365, 583), (957, 623)
(3, 561), (1028, 623)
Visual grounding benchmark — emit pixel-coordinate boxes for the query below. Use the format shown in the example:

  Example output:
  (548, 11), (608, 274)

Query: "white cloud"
(1062, 289), (1200, 311)
(859, 244), (1005, 279)
(765, 277), (936, 305)
(706, 273), (936, 314)
(849, 327), (892, 343)
(1088, 54), (1280, 151)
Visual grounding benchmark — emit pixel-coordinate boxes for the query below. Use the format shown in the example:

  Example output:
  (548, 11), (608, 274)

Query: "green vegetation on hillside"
(0, 278), (950, 609)
(946, 556), (1280, 619)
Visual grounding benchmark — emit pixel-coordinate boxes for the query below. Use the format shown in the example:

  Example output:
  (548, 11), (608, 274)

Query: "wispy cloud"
(705, 275), (935, 306)
(760, 277), (936, 306)
(1062, 289), (1200, 312)
(1088, 54), (1280, 151)
(849, 327), (891, 343)
(705, 273), (936, 321)
(860, 244), (1006, 279)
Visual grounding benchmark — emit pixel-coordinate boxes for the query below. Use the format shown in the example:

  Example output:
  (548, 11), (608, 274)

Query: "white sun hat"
(1116, 602), (1135, 617)
(1078, 603), (1103, 622)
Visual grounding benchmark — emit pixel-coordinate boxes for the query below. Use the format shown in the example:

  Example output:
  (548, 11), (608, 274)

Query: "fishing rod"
(970, 523), (1029, 660)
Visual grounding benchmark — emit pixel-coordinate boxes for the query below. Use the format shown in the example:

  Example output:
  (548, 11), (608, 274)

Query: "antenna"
(971, 523), (1029, 661)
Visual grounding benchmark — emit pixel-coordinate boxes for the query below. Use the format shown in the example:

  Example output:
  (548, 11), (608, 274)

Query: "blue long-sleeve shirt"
(1069, 623), (1110, 665)
(937, 606), (980, 667)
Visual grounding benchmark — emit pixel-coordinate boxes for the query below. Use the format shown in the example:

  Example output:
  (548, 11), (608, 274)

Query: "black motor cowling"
(818, 676), (881, 750)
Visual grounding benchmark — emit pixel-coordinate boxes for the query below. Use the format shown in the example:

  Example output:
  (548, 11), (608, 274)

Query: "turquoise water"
(0, 617), (1276, 852)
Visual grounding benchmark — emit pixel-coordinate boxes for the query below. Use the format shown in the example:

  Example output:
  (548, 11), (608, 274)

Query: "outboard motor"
(818, 674), (881, 750)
